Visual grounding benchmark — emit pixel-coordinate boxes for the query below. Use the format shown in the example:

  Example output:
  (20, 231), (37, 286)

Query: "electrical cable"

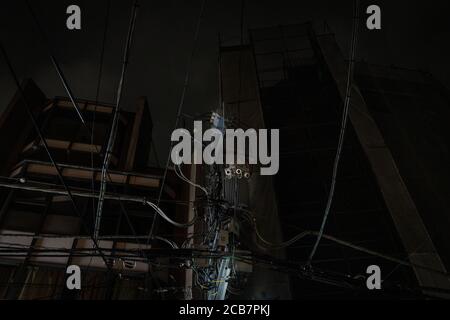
(0, 177), (197, 229)
(85, 0), (112, 281)
(91, 0), (111, 230)
(307, 0), (360, 263)
(171, 127), (210, 196)
(145, 201), (197, 228)
(95, 0), (140, 238)
(174, 164), (209, 196)
(242, 211), (450, 278)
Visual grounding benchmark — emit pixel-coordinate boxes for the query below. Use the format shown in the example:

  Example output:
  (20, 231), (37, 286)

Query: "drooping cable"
(236, 211), (450, 278)
(307, 0), (360, 263)
(0, 177), (197, 229)
(119, 201), (178, 251)
(171, 129), (209, 196)
(94, 0), (139, 238)
(147, 0), (207, 242)
(145, 201), (197, 228)
(175, 164), (209, 196)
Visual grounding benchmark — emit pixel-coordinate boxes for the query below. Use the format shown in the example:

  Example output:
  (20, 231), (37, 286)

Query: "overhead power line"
(307, 0), (361, 264)
(0, 177), (196, 228)
(91, 0), (111, 230)
(95, 0), (139, 238)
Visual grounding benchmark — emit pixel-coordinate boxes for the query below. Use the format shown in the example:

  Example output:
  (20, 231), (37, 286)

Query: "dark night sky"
(1, 0), (450, 162)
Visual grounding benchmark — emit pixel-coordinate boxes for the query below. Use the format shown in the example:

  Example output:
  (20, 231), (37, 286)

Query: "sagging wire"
(173, 150), (209, 197)
(0, 176), (196, 229)
(145, 201), (197, 228)
(175, 164), (208, 196)
(234, 208), (450, 279)
(0, 240), (419, 294)
(307, 0), (361, 264)
(152, 236), (179, 249)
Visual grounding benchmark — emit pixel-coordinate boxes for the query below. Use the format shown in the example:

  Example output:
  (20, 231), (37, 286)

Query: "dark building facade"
(220, 22), (450, 298)
(0, 80), (189, 299)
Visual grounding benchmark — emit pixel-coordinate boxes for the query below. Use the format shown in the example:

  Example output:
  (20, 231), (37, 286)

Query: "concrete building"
(0, 80), (188, 299)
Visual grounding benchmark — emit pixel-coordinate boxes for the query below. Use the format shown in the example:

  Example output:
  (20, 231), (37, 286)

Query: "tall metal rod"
(94, 1), (139, 238)
(91, 0), (111, 231)
(24, 0), (89, 130)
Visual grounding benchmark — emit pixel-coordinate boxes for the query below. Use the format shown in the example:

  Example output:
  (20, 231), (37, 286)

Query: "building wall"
(249, 23), (426, 298)
(356, 63), (450, 270)
(0, 83), (185, 299)
(219, 45), (292, 299)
